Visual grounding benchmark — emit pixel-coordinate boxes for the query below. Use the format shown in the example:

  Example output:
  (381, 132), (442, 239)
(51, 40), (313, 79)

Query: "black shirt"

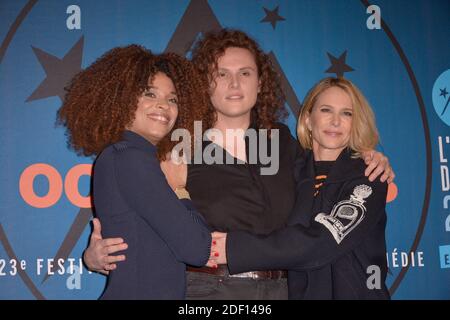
(186, 123), (304, 235)
(314, 160), (334, 197)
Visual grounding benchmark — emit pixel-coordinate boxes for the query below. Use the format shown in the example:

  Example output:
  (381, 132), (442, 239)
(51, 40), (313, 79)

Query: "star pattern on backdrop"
(325, 50), (355, 78)
(440, 87), (450, 116)
(26, 36), (84, 102)
(260, 6), (286, 30)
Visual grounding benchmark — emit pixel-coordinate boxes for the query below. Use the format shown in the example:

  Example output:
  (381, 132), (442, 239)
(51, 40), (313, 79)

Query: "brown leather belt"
(187, 265), (287, 280)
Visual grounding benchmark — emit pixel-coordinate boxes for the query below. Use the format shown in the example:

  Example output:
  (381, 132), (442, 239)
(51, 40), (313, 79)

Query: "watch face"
(0, 0), (448, 299)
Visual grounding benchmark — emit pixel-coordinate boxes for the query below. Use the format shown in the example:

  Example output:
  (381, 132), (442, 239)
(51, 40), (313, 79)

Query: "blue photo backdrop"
(0, 0), (449, 299)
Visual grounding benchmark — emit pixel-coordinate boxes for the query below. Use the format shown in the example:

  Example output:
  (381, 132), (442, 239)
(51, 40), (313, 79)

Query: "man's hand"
(83, 218), (128, 275)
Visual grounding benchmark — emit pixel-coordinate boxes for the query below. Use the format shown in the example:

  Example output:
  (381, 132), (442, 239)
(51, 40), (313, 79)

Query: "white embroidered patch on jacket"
(314, 184), (372, 244)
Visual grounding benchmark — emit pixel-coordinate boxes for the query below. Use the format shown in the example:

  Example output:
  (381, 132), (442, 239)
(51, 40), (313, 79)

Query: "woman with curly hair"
(58, 45), (212, 299)
(83, 30), (394, 300)
(183, 29), (392, 299)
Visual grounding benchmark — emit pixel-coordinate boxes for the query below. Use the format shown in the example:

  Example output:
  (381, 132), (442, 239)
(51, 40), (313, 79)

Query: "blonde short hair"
(297, 77), (379, 157)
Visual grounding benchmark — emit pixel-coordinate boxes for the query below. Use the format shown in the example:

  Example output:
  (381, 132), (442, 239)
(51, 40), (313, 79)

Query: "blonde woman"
(211, 77), (390, 300)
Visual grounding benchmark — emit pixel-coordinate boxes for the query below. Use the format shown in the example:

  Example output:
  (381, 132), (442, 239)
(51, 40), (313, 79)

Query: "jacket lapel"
(288, 150), (315, 227)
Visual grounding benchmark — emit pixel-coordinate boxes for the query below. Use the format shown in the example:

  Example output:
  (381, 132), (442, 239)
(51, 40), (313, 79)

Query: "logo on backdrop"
(432, 69), (450, 126)
(439, 245), (450, 269)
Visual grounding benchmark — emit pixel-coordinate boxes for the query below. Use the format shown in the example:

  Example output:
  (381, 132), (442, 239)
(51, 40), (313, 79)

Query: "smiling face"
(127, 72), (178, 145)
(306, 86), (353, 161)
(209, 47), (260, 125)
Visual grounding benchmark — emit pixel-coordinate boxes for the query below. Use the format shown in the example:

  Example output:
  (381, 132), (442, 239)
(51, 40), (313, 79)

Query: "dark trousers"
(186, 271), (288, 300)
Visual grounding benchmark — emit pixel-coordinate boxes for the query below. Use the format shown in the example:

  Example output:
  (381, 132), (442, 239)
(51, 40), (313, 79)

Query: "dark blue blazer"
(226, 149), (389, 299)
(93, 130), (211, 300)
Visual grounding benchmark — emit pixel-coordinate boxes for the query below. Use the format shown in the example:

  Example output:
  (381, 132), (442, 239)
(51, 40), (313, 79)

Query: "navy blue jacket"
(226, 149), (389, 299)
(93, 131), (211, 300)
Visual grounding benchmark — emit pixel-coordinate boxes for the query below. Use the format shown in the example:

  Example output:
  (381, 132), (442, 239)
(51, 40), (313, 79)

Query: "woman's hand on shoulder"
(362, 150), (395, 184)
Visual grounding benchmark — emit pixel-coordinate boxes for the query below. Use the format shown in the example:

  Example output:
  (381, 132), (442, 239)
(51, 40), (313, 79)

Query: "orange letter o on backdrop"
(19, 163), (92, 208)
(65, 164), (92, 208)
(19, 163), (63, 208)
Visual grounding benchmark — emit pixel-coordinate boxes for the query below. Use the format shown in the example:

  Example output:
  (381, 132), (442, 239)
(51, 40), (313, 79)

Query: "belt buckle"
(251, 271), (267, 279)
(228, 270), (280, 279)
(229, 271), (255, 279)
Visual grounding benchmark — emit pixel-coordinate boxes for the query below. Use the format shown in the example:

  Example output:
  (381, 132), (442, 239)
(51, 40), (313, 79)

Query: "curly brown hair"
(57, 45), (209, 160)
(191, 29), (286, 131)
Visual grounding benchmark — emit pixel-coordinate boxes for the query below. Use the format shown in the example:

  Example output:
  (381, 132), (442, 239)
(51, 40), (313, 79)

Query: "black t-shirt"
(186, 123), (304, 235)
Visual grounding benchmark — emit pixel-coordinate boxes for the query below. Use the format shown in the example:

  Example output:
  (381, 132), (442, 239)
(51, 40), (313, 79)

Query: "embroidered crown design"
(350, 184), (372, 203)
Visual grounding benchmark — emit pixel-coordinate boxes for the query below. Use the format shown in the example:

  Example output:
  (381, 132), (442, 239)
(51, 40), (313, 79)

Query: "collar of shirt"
(122, 130), (157, 154)
(302, 148), (366, 184)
